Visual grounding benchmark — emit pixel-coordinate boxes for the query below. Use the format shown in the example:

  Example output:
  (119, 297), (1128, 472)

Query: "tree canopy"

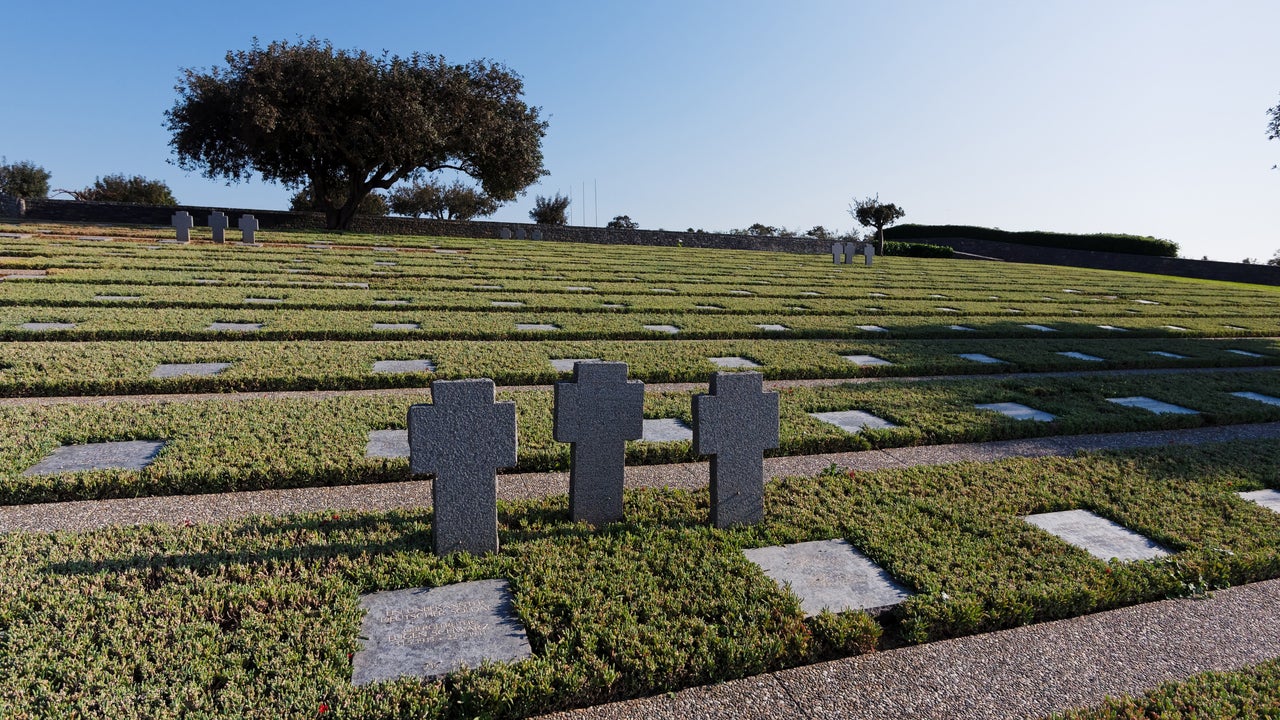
(606, 215), (638, 230)
(166, 38), (547, 230)
(1269, 95), (1280, 169)
(388, 178), (499, 220)
(58, 174), (177, 205)
(529, 193), (569, 225)
(849, 195), (906, 253)
(0, 158), (51, 199)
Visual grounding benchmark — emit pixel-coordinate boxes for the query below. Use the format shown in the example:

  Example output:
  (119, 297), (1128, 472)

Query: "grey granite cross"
(408, 379), (517, 556)
(171, 211), (193, 243)
(208, 211), (229, 243)
(554, 361), (644, 526)
(863, 243), (875, 265)
(693, 371), (779, 528)
(830, 242), (844, 264)
(238, 214), (259, 244)
(843, 241), (857, 264)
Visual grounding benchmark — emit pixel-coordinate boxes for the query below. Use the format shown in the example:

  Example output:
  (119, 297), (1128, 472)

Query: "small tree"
(1269, 95), (1280, 169)
(529, 193), (569, 225)
(0, 158), (51, 198)
(290, 186), (389, 216)
(62, 174), (177, 205)
(742, 223), (779, 236)
(606, 214), (638, 229)
(805, 225), (835, 240)
(388, 178), (498, 220)
(1267, 250), (1280, 267)
(849, 194), (905, 253)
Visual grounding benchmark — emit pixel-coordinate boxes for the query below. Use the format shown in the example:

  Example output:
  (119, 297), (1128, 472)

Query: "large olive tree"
(166, 38), (547, 230)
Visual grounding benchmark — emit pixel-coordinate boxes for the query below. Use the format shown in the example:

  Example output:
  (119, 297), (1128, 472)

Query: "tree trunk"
(876, 228), (885, 255)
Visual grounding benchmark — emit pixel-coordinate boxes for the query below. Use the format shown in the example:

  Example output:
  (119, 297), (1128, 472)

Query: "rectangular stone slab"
(1057, 351), (1104, 362)
(744, 539), (912, 616)
(948, 325), (975, 332)
(150, 362), (232, 379)
(810, 410), (898, 434)
(856, 325), (887, 332)
(372, 359), (436, 374)
(1149, 351), (1188, 359)
(1107, 396), (1198, 415)
(21, 322), (76, 331)
(491, 301), (524, 307)
(515, 323), (558, 331)
(372, 323), (420, 331)
(709, 356), (761, 369)
(23, 440), (166, 475)
(1227, 349), (1265, 358)
(1023, 509), (1170, 562)
(374, 299), (409, 306)
(1232, 391), (1280, 407)
(1097, 325), (1128, 332)
(365, 429), (410, 458)
(243, 297), (283, 304)
(643, 325), (680, 334)
(351, 579), (532, 685)
(207, 322), (262, 332)
(1022, 324), (1057, 332)
(958, 353), (1005, 364)
(641, 418), (693, 442)
(755, 324), (789, 331)
(1238, 489), (1280, 513)
(843, 355), (892, 367)
(975, 402), (1055, 422)
(95, 295), (141, 301)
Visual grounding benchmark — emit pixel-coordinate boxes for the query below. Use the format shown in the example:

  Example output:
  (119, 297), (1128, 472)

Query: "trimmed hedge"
(884, 241), (955, 258)
(884, 224), (1179, 257)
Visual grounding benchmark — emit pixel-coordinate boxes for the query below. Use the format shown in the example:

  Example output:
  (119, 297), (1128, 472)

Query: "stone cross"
(553, 361), (644, 526)
(844, 242), (857, 264)
(500, 228), (513, 239)
(207, 211), (229, 243)
(408, 379), (517, 556)
(238, 214), (259, 244)
(864, 243), (875, 266)
(692, 372), (780, 528)
(171, 211), (194, 243)
(830, 242), (843, 264)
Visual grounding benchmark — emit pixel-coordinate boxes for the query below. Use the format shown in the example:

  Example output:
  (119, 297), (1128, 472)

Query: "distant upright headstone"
(207, 211), (229, 243)
(693, 372), (779, 528)
(408, 379), (517, 556)
(864, 243), (874, 266)
(843, 242), (857, 264)
(531, 229), (543, 241)
(553, 361), (644, 526)
(171, 211), (194, 243)
(238, 214), (260, 244)
(831, 242), (843, 264)
(515, 228), (527, 240)
(500, 228), (513, 240)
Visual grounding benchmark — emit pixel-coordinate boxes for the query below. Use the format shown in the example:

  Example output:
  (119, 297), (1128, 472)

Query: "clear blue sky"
(4, 1), (1278, 261)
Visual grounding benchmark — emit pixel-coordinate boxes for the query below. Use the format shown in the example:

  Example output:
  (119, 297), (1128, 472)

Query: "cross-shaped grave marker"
(863, 243), (875, 266)
(693, 371), (779, 528)
(843, 241), (857, 264)
(208, 211), (229, 243)
(408, 379), (517, 556)
(171, 211), (194, 243)
(830, 242), (844, 264)
(554, 361), (644, 526)
(238, 214), (259, 244)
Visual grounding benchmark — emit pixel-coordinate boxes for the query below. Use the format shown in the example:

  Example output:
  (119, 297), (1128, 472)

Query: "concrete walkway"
(536, 578), (1280, 720)
(4, 421), (1279, 534)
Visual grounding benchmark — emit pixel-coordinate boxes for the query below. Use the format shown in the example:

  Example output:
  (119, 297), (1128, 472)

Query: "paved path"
(536, 578), (1280, 720)
(4, 421), (1279, 534)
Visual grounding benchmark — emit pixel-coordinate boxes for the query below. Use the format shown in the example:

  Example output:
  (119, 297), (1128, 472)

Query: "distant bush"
(530, 193), (570, 225)
(883, 224), (1178, 257)
(884, 241), (954, 258)
(0, 158), (51, 198)
(66, 174), (177, 206)
(291, 186), (389, 216)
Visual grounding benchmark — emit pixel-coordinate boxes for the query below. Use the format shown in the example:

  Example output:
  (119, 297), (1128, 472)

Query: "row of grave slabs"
(25, 383), (1280, 686)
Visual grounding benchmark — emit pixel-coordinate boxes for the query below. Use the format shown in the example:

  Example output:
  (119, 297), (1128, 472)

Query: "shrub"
(530, 193), (570, 225)
(883, 224), (1178, 257)
(388, 178), (498, 220)
(606, 215), (638, 229)
(69, 174), (177, 205)
(0, 158), (52, 198)
(883, 241), (954, 258)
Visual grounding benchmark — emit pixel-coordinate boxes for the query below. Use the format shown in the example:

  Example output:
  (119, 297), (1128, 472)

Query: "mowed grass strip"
(0, 337), (1275, 397)
(2, 440), (1280, 718)
(5, 369), (1280, 504)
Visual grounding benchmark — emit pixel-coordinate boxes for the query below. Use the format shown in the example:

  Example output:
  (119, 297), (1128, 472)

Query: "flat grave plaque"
(868, 292), (888, 298)
(843, 354), (892, 367)
(1163, 325), (1189, 331)
(1149, 351), (1188, 359)
(810, 409), (897, 434)
(515, 323), (558, 331)
(729, 290), (754, 296)
(600, 303), (626, 309)
(1134, 299), (1160, 305)
(936, 307), (959, 312)
(755, 324), (788, 331)
(709, 356), (761, 369)
(856, 325), (887, 333)
(799, 291), (822, 297)
(744, 539), (912, 616)
(372, 359), (435, 374)
(351, 579), (532, 686)
(492, 301), (524, 307)
(1238, 489), (1280, 514)
(207, 322), (262, 332)
(1022, 324), (1057, 332)
(1097, 325), (1127, 332)
(1227, 349), (1265, 358)
(23, 440), (165, 476)
(958, 353), (1005, 364)
(694, 305), (723, 310)
(243, 297), (283, 304)
(651, 288), (676, 293)
(1057, 351), (1104, 362)
(1231, 391), (1280, 407)
(640, 418), (693, 442)
(1106, 396), (1198, 415)
(374, 300), (410, 306)
(374, 261), (398, 267)
(643, 324), (680, 334)
(975, 402), (1055, 422)
(927, 294), (947, 299)
(1023, 509), (1169, 562)
(473, 284), (502, 290)
(373, 323), (420, 331)
(0, 232), (31, 239)
(365, 429), (410, 458)
(94, 295), (141, 301)
(564, 286), (594, 292)
(150, 362), (232, 379)
(948, 325), (975, 332)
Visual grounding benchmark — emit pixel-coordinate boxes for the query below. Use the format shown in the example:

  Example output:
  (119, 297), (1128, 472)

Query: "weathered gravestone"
(830, 242), (843, 264)
(500, 228), (513, 239)
(408, 379), (517, 555)
(171, 211), (194, 243)
(863, 243), (874, 266)
(531, 229), (543, 241)
(515, 228), (527, 240)
(351, 579), (532, 685)
(843, 242), (857, 264)
(554, 361), (644, 526)
(238, 214), (259, 244)
(207, 211), (229, 243)
(693, 372), (779, 528)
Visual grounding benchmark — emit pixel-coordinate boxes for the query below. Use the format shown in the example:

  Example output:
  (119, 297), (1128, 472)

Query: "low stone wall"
(922, 236), (1280, 287)
(0, 192), (23, 219)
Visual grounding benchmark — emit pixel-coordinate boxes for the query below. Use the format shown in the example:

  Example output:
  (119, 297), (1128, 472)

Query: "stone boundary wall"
(4, 193), (1278, 285)
(921, 236), (1280, 287)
